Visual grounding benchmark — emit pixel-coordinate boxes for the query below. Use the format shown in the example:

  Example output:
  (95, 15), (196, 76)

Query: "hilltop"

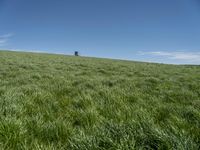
(0, 50), (199, 149)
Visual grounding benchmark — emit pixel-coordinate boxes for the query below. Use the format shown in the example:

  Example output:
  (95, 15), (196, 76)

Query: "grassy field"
(0, 50), (200, 149)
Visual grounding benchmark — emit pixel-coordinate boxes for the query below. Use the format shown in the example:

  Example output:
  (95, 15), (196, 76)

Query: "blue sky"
(0, 0), (200, 64)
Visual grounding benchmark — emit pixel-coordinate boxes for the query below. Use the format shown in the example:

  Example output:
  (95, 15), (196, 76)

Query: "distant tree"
(74, 51), (79, 56)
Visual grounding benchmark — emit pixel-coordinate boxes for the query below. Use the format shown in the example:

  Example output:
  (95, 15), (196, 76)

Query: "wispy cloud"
(0, 33), (14, 46)
(6, 48), (70, 56)
(138, 51), (200, 64)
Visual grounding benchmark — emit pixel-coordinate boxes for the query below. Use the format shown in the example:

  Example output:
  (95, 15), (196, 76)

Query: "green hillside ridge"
(0, 50), (200, 149)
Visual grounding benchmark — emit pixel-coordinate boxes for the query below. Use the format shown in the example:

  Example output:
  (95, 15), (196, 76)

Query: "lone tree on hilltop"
(74, 51), (79, 56)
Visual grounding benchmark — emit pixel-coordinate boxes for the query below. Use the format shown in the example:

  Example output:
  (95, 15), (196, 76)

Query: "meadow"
(0, 50), (199, 149)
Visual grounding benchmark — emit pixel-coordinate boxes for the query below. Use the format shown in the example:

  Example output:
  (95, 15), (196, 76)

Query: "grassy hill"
(0, 50), (200, 149)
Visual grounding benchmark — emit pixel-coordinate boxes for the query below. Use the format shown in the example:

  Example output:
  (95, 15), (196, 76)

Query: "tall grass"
(0, 50), (199, 149)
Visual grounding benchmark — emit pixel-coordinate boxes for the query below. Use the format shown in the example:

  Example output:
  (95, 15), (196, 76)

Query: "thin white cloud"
(0, 33), (14, 46)
(139, 51), (200, 64)
(5, 48), (70, 55)
(0, 39), (7, 45)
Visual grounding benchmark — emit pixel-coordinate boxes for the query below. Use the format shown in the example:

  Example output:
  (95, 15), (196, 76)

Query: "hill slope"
(0, 50), (200, 149)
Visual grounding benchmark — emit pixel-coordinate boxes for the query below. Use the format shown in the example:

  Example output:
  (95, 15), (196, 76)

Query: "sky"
(0, 0), (200, 64)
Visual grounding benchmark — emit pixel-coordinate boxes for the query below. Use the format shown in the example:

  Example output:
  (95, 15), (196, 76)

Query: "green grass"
(0, 50), (200, 149)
